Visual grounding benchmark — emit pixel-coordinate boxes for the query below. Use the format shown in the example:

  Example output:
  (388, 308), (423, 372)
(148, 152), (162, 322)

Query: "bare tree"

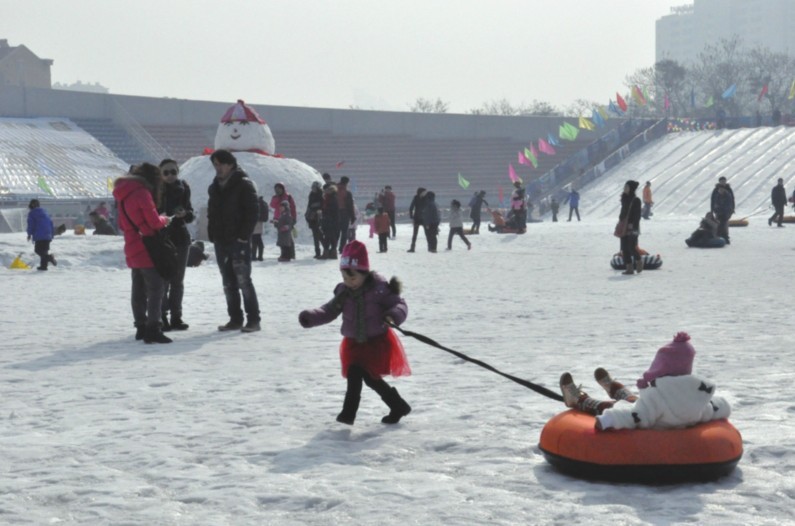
(745, 46), (795, 115)
(409, 97), (449, 113)
(689, 36), (749, 117)
(563, 99), (602, 118)
(654, 60), (688, 117)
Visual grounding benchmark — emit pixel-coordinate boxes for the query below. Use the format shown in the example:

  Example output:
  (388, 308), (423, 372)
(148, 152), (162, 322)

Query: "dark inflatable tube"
(538, 410), (743, 483)
(611, 254), (662, 270)
(685, 237), (727, 248)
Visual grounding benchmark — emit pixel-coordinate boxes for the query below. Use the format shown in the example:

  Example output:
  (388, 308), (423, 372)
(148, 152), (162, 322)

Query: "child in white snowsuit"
(559, 332), (731, 431)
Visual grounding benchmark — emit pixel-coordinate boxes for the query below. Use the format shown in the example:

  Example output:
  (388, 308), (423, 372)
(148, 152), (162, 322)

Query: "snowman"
(214, 99), (276, 155)
(179, 99), (323, 242)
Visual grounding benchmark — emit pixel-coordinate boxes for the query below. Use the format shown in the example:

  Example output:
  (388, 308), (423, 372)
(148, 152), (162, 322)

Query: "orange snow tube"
(539, 410), (742, 483)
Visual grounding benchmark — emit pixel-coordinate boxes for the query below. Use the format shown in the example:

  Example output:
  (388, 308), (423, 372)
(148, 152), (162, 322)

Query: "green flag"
(457, 173), (470, 189)
(705, 96), (714, 108)
(559, 122), (579, 141)
(37, 175), (54, 196)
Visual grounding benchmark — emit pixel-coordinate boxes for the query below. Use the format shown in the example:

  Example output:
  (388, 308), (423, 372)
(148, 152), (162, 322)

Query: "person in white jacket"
(559, 332), (731, 431)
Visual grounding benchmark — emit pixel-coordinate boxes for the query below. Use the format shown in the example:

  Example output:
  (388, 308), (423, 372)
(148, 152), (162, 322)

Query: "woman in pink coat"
(113, 163), (172, 344)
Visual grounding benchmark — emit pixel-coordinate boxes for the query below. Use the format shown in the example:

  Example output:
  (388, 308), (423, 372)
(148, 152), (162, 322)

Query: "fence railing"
(111, 99), (171, 163)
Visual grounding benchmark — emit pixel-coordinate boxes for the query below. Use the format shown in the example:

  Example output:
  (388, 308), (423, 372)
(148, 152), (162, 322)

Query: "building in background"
(656, 0), (794, 65)
(0, 39), (53, 89)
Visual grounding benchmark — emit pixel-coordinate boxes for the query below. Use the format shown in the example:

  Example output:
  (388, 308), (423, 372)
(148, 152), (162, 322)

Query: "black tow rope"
(388, 322), (563, 402)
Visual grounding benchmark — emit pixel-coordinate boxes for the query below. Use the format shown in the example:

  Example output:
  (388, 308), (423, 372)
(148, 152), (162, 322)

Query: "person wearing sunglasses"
(158, 158), (195, 331)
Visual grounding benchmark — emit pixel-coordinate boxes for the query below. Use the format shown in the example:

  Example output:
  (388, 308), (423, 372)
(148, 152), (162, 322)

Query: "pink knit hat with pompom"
(637, 332), (696, 388)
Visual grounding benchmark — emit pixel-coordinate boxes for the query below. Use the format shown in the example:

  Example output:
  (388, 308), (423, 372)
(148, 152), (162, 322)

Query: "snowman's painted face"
(214, 120), (275, 154)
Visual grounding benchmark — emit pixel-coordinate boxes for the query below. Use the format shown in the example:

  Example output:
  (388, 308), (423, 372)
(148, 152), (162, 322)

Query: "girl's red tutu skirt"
(339, 328), (411, 379)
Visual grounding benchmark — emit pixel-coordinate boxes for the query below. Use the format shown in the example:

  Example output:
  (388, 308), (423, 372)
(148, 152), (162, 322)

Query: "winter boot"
(336, 392), (361, 425)
(594, 368), (637, 402)
(380, 387), (411, 424)
(635, 257), (644, 274)
(241, 320), (261, 333)
(161, 314), (172, 332)
(135, 323), (145, 341)
(560, 373), (611, 416)
(622, 263), (634, 275)
(48, 254), (57, 266)
(170, 317), (189, 331)
(218, 320), (243, 331)
(144, 326), (173, 344)
(559, 372), (584, 408)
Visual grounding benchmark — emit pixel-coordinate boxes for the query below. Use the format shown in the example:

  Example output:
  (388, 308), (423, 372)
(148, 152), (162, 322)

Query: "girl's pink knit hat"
(637, 332), (696, 388)
(340, 240), (369, 272)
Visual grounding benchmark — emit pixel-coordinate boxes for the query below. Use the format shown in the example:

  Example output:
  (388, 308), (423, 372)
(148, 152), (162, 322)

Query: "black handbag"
(121, 201), (179, 280)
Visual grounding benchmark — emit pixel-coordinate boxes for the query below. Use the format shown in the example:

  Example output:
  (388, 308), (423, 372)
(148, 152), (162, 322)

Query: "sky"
(2, 0), (687, 114)
(2, 126), (795, 523)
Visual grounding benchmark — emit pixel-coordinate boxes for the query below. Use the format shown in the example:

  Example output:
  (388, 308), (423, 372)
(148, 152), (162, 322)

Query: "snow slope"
(1, 128), (794, 525)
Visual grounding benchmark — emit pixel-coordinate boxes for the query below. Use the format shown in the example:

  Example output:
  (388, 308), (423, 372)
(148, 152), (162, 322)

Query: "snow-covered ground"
(1, 129), (794, 525)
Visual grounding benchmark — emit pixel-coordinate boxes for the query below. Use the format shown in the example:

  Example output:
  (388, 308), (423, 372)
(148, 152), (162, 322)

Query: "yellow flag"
(598, 106), (610, 120)
(107, 177), (114, 192)
(789, 79), (795, 100)
(578, 116), (595, 131)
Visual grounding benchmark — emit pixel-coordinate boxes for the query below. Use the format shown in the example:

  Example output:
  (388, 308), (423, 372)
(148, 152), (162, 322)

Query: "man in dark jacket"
(407, 187), (427, 253)
(769, 178), (787, 227)
(421, 191), (440, 252)
(468, 190), (488, 233)
(710, 176), (735, 243)
(207, 149), (261, 332)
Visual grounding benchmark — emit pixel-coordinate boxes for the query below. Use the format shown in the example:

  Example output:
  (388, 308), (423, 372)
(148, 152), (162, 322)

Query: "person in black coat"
(468, 190), (489, 233)
(710, 177), (735, 244)
(207, 149), (261, 332)
(769, 178), (787, 227)
(421, 191), (440, 252)
(407, 187), (427, 253)
(305, 181), (324, 258)
(321, 183), (340, 259)
(618, 180), (642, 275)
(158, 159), (195, 331)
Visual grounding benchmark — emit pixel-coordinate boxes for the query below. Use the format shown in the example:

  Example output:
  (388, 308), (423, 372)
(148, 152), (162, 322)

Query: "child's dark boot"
(381, 388), (411, 424)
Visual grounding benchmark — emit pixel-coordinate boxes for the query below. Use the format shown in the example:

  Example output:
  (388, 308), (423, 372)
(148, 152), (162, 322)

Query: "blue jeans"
(214, 242), (260, 324)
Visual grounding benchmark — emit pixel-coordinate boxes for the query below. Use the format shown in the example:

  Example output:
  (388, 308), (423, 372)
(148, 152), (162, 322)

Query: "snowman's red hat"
(220, 99), (265, 124)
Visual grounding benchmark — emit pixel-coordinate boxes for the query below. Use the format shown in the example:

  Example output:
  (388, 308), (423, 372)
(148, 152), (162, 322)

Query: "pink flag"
(664, 94), (671, 110)
(508, 164), (520, 183)
(538, 139), (556, 155)
(518, 151), (530, 166)
(530, 143), (540, 159)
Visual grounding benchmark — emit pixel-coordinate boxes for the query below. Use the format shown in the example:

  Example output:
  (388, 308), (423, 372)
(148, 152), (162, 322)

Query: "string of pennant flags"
(454, 78), (795, 201)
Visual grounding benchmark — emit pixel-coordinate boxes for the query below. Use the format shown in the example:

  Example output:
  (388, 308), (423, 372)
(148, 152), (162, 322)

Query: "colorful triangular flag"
(591, 109), (606, 128)
(37, 175), (54, 196)
(663, 93), (671, 110)
(578, 116), (595, 131)
(757, 84), (768, 102)
(538, 138), (556, 155)
(608, 100), (623, 117)
(107, 177), (114, 193)
(597, 106), (610, 120)
(547, 133), (560, 147)
(559, 122), (579, 141)
(632, 86), (647, 106)
(508, 164), (521, 183)
(616, 93), (628, 112)
(722, 84), (737, 99)
(788, 79), (795, 100)
(335, 160), (345, 169)
(523, 147), (538, 168)
(457, 173), (470, 189)
(705, 96), (714, 108)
